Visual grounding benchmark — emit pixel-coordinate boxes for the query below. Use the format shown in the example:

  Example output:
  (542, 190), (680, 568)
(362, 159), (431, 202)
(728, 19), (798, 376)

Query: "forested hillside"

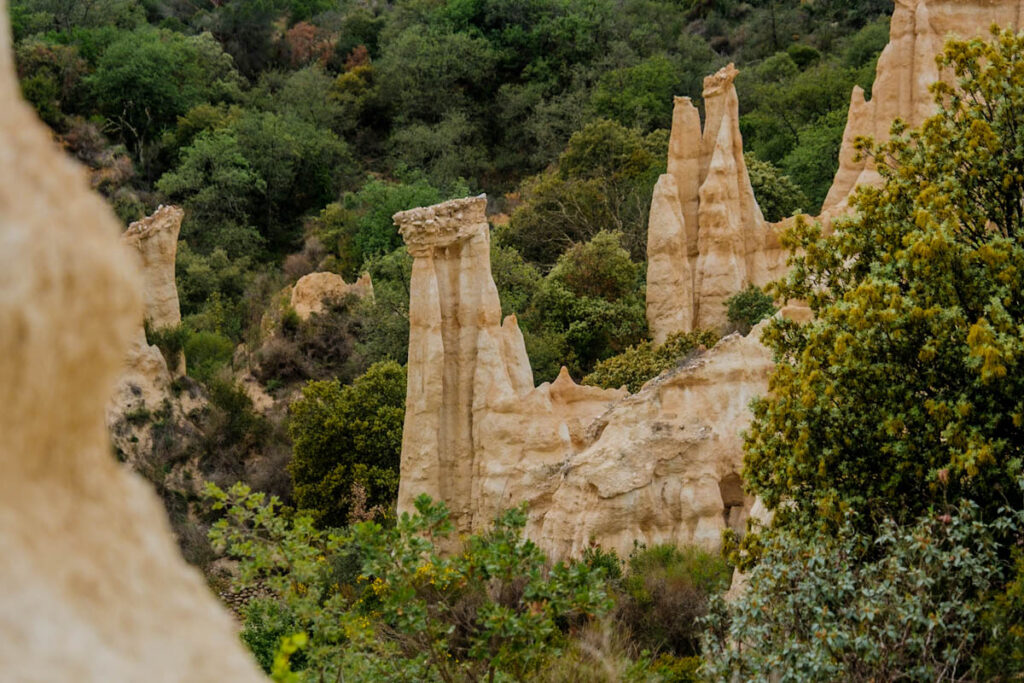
(18, 1), (977, 679)
(11, 0), (891, 386)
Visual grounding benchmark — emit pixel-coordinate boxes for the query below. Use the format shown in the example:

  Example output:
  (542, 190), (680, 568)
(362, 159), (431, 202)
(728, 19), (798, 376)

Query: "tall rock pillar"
(0, 0), (263, 675)
(646, 64), (773, 340)
(395, 196), (534, 532)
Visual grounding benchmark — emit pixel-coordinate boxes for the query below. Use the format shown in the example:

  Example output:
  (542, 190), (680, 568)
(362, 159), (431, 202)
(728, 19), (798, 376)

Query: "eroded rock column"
(646, 64), (784, 340)
(395, 196), (535, 533)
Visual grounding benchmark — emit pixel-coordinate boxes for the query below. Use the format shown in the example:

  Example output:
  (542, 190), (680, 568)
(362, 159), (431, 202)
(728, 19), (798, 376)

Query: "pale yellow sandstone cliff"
(533, 324), (773, 558)
(0, 3), (264, 678)
(395, 196), (767, 558)
(107, 205), (202, 468)
(123, 204), (184, 331)
(290, 270), (373, 320)
(395, 196), (625, 534)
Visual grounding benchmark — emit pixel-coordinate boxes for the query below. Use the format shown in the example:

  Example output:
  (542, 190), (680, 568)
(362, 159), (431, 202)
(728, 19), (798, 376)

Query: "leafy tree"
(310, 175), (450, 280)
(288, 361), (406, 528)
(504, 120), (665, 266)
(591, 54), (683, 132)
(490, 242), (542, 317)
(87, 28), (241, 169)
(724, 284), (776, 335)
(705, 500), (1015, 680)
(524, 231), (648, 378)
(11, 0), (144, 33)
(744, 153), (808, 221)
(779, 108), (847, 211)
(745, 29), (1024, 541)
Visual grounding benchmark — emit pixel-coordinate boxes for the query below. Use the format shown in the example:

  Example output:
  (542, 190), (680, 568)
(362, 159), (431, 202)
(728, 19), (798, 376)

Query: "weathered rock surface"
(0, 5), (264, 678)
(123, 205), (184, 331)
(396, 196), (766, 557)
(395, 196), (626, 534)
(533, 325), (773, 558)
(823, 0), (1024, 216)
(290, 271), (373, 320)
(107, 205), (201, 468)
(646, 65), (788, 342)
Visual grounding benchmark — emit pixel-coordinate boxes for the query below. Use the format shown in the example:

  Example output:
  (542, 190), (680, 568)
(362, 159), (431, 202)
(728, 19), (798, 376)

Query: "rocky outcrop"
(290, 270), (373, 320)
(396, 196), (766, 557)
(0, 3), (263, 678)
(533, 325), (773, 557)
(646, 65), (788, 342)
(123, 205), (184, 332)
(395, 196), (626, 534)
(107, 205), (201, 468)
(823, 0), (1024, 216)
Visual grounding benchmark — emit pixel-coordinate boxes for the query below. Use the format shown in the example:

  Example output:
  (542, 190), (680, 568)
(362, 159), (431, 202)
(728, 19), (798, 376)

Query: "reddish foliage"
(284, 21), (336, 67)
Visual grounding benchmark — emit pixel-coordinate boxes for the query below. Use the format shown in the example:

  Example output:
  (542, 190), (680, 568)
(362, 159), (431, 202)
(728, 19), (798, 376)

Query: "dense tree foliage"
(288, 361), (406, 528)
(717, 30), (1024, 679)
(206, 484), (730, 681)
(746, 30), (1024, 535)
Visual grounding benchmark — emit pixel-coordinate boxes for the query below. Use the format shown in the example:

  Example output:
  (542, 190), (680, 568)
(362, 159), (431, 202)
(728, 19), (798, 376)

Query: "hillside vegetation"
(19, 2), (1024, 681)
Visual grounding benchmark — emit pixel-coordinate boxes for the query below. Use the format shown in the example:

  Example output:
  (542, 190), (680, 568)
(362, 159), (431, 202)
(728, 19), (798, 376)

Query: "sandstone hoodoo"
(107, 204), (201, 468)
(0, 4), (262, 677)
(645, 64), (788, 342)
(394, 195), (624, 535)
(824, 0), (1024, 216)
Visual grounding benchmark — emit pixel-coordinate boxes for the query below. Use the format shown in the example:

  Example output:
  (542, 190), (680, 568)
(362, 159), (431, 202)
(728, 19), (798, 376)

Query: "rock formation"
(124, 205), (185, 333)
(290, 270), (373, 320)
(823, 0), (1024, 216)
(400, 0), (1024, 564)
(107, 205), (202, 468)
(0, 4), (263, 678)
(533, 325), (773, 557)
(395, 196), (626, 534)
(396, 196), (768, 556)
(646, 65), (788, 342)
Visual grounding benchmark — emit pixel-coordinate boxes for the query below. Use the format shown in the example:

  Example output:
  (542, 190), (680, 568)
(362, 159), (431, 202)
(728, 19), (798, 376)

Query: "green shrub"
(199, 377), (271, 481)
(724, 284), (776, 334)
(184, 330), (234, 383)
(703, 501), (1014, 680)
(583, 330), (719, 393)
(144, 320), (188, 373)
(615, 544), (730, 657)
(206, 485), (614, 682)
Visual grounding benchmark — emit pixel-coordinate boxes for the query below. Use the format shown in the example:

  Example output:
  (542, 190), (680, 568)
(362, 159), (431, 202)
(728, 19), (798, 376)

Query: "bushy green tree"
(87, 28), (241, 167)
(287, 361), (406, 528)
(744, 153), (808, 221)
(504, 120), (665, 266)
(724, 284), (777, 335)
(745, 30), (1024, 536)
(524, 231), (648, 379)
(704, 501), (1014, 681)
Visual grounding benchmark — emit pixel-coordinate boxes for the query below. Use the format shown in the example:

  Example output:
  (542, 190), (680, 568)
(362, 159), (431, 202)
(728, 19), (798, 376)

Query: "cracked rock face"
(395, 196), (766, 558)
(645, 65), (788, 342)
(0, 4), (263, 678)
